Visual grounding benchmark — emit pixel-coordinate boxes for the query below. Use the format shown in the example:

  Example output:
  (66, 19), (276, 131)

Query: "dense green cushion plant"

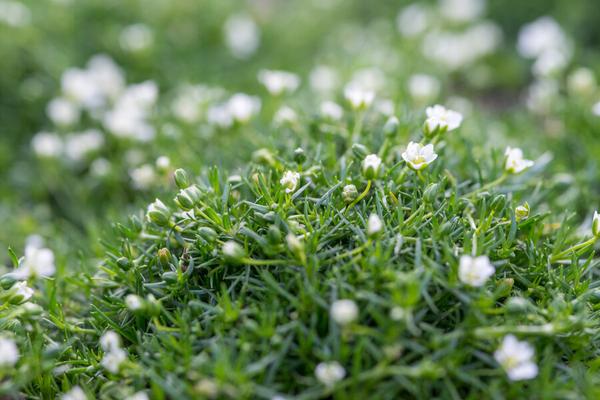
(3, 102), (599, 399)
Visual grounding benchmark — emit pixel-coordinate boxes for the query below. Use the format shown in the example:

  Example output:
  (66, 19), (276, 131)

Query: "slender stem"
(550, 237), (597, 262)
(463, 173), (508, 199)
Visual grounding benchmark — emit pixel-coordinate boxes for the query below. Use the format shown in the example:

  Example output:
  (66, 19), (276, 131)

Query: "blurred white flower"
(367, 214), (383, 236)
(515, 202), (530, 221)
(0, 338), (19, 367)
(126, 393), (149, 400)
(593, 102), (600, 117)
(315, 361), (345, 386)
(526, 79), (558, 114)
(125, 294), (143, 311)
(532, 48), (568, 77)
(100, 331), (121, 352)
(130, 164), (156, 190)
(12, 281), (34, 303)
(62, 386), (87, 400)
(222, 241), (245, 259)
(362, 154), (382, 179)
(258, 70), (300, 96)
(224, 14), (260, 59)
(320, 101), (343, 120)
(0, 0), (30, 27)
(458, 255), (495, 287)
(10, 242), (55, 280)
(47, 97), (80, 126)
(567, 67), (596, 97)
(425, 104), (462, 133)
(90, 158), (111, 177)
(120, 23), (154, 52)
(330, 299), (358, 325)
(504, 147), (534, 174)
(309, 65), (339, 93)
(207, 103), (233, 128)
(401, 142), (438, 170)
(227, 93), (261, 123)
(280, 171), (300, 194)
(155, 156), (171, 172)
(517, 17), (570, 60)
(439, 0), (485, 23)
(64, 129), (104, 162)
(408, 74), (440, 103)
(375, 99), (395, 116)
(273, 106), (298, 126)
(101, 347), (126, 373)
(32, 132), (63, 158)
(494, 335), (538, 381)
(396, 4), (430, 37)
(104, 81), (157, 141)
(344, 84), (375, 110)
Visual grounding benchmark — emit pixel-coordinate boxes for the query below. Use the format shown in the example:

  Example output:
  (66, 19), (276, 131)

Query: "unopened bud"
(342, 184), (358, 204)
(174, 168), (190, 189)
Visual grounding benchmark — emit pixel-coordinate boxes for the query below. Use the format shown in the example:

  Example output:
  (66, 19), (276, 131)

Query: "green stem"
(550, 237), (597, 262)
(463, 173), (508, 199)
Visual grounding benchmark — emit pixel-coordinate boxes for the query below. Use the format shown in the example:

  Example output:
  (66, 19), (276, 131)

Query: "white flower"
(517, 17), (570, 60)
(258, 70), (300, 96)
(494, 335), (539, 381)
(12, 281), (34, 302)
(401, 142), (438, 171)
(224, 14), (260, 59)
(320, 101), (343, 120)
(592, 211), (600, 237)
(64, 129), (105, 162)
(367, 214), (383, 236)
(425, 105), (463, 133)
(47, 97), (80, 126)
(515, 203), (530, 221)
(396, 4), (430, 37)
(344, 84), (375, 109)
(125, 294), (143, 311)
(0, 337), (19, 367)
(315, 361), (346, 386)
(101, 347), (127, 374)
(504, 147), (534, 174)
(408, 74), (440, 103)
(126, 392), (149, 400)
(439, 0), (485, 23)
(309, 65), (339, 93)
(130, 164), (156, 190)
(0, 1), (31, 27)
(280, 171), (300, 194)
(567, 67), (596, 97)
(458, 255), (495, 287)
(10, 243), (56, 280)
(273, 106), (298, 125)
(362, 154), (382, 179)
(32, 132), (63, 158)
(120, 23), (153, 52)
(100, 331), (121, 352)
(155, 156), (171, 171)
(330, 299), (358, 325)
(227, 93), (261, 123)
(62, 386), (87, 400)
(222, 241), (245, 260)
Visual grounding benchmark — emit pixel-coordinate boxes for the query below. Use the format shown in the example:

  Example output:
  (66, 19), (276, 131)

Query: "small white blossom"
(344, 84), (375, 109)
(32, 132), (63, 158)
(362, 154), (382, 179)
(258, 70), (300, 96)
(320, 101), (343, 120)
(273, 106), (298, 126)
(130, 164), (156, 190)
(309, 65), (339, 93)
(155, 156), (171, 171)
(222, 241), (245, 260)
(12, 281), (34, 302)
(396, 4), (430, 37)
(280, 171), (300, 194)
(125, 294), (144, 311)
(439, 0), (485, 23)
(367, 214), (383, 236)
(425, 105), (463, 133)
(0, 1), (31, 27)
(101, 348), (127, 374)
(224, 14), (260, 59)
(315, 361), (346, 386)
(458, 255), (495, 287)
(401, 142), (438, 171)
(504, 147), (534, 174)
(64, 129), (105, 162)
(47, 97), (80, 126)
(0, 337), (19, 367)
(100, 331), (121, 352)
(10, 242), (55, 280)
(120, 24), (154, 52)
(567, 67), (596, 97)
(227, 93), (261, 123)
(517, 17), (570, 60)
(515, 202), (530, 221)
(494, 335), (539, 381)
(62, 386), (87, 400)
(330, 299), (358, 325)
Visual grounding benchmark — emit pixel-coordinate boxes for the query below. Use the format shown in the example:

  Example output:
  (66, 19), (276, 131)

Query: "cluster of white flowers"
(258, 70), (300, 96)
(207, 93), (261, 128)
(100, 331), (127, 374)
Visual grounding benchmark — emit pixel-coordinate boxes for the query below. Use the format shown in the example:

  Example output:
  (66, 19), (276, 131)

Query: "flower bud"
(267, 225), (282, 244)
(593, 211), (600, 237)
(252, 148), (276, 167)
(286, 233), (305, 259)
(423, 183), (440, 203)
(146, 199), (170, 226)
(198, 227), (217, 243)
(222, 241), (246, 262)
(362, 154), (382, 180)
(174, 185), (202, 210)
(157, 248), (171, 267)
(294, 147), (306, 164)
(116, 257), (131, 270)
(125, 294), (145, 312)
(383, 116), (399, 137)
(174, 168), (190, 189)
(342, 184), (358, 204)
(352, 143), (369, 160)
(367, 214), (383, 237)
(515, 202), (530, 221)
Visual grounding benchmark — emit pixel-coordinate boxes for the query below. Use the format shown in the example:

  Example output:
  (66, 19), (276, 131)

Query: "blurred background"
(2, 0), (600, 265)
